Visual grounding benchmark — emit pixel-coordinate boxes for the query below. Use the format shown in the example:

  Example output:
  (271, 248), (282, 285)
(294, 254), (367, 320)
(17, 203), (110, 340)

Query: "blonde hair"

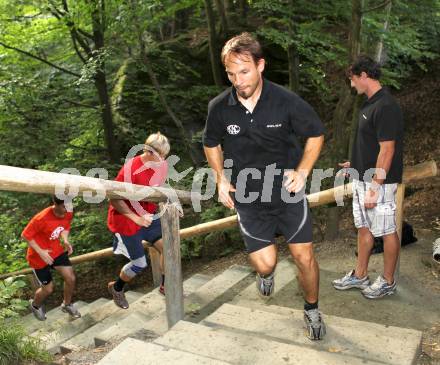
(144, 132), (170, 157)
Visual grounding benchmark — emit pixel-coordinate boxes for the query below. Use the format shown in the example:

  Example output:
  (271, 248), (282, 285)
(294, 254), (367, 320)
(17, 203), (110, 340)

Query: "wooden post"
(394, 183), (406, 279)
(148, 246), (162, 288)
(159, 202), (184, 329)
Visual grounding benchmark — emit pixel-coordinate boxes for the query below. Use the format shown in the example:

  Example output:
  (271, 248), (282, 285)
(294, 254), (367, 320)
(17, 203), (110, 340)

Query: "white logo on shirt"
(362, 114), (367, 120)
(227, 125), (240, 135)
(50, 226), (65, 240)
(266, 123), (282, 128)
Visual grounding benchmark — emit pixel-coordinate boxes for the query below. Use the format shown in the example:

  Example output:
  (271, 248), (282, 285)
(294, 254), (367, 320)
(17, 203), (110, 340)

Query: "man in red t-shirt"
(22, 196), (81, 321)
(107, 132), (169, 309)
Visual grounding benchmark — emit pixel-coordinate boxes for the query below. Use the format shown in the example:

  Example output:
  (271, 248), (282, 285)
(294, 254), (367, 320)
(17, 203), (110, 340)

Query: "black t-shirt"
(203, 79), (325, 201)
(351, 88), (404, 183)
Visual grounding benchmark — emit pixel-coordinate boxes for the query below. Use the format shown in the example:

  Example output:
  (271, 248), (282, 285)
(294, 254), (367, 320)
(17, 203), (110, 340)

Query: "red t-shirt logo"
(50, 226), (65, 240)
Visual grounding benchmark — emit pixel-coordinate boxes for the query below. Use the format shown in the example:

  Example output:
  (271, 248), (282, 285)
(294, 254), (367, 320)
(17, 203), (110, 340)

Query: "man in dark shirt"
(333, 55), (404, 299)
(203, 33), (326, 340)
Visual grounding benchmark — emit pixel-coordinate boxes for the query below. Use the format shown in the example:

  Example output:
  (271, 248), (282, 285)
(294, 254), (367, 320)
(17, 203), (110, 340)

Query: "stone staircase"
(20, 259), (423, 365)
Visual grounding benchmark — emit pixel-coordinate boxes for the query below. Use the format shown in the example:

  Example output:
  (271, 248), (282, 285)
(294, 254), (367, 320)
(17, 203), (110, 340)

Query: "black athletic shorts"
(235, 196), (313, 253)
(32, 251), (72, 286)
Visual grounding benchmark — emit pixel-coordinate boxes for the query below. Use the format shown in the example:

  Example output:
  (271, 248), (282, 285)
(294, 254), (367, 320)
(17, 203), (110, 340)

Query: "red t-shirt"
(22, 207), (73, 269)
(107, 155), (168, 236)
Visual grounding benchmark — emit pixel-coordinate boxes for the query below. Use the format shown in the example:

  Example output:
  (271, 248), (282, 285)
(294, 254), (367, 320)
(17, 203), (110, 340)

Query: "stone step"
(154, 320), (380, 365)
(32, 292), (140, 353)
(231, 258), (295, 304)
(60, 309), (151, 353)
(94, 266), (251, 345)
(203, 302), (422, 365)
(28, 298), (109, 336)
(21, 300), (88, 334)
(97, 338), (232, 365)
(71, 273), (211, 349)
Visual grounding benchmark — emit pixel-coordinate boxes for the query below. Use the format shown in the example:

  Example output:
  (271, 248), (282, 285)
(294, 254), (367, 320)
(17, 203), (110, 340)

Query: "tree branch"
(76, 28), (94, 40)
(9, 100), (35, 124)
(49, 0), (93, 56)
(48, 0), (66, 18)
(71, 34), (88, 63)
(0, 13), (43, 22)
(0, 41), (81, 77)
(363, 0), (392, 14)
(61, 99), (98, 109)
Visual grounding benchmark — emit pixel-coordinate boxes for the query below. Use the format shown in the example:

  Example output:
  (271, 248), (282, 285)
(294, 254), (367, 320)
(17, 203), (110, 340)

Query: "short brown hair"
(221, 32), (263, 65)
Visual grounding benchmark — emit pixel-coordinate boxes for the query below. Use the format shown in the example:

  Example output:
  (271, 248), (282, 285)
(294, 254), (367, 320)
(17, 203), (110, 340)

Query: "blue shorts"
(112, 218), (162, 260)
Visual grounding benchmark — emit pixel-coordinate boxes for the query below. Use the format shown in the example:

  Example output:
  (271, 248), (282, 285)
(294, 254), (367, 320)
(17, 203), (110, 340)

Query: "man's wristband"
(370, 181), (381, 192)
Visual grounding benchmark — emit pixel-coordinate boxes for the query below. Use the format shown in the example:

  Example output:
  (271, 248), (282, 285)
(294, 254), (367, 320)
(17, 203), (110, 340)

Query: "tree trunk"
(349, 0), (363, 61)
(175, 8), (191, 31)
(287, 44), (300, 92)
(90, 0), (120, 162)
(94, 71), (120, 163)
(325, 0), (363, 240)
(238, 0), (248, 19)
(375, 0), (392, 63)
(224, 0), (232, 15)
(204, 0), (223, 87)
(214, 0), (228, 33)
(287, 0), (299, 93)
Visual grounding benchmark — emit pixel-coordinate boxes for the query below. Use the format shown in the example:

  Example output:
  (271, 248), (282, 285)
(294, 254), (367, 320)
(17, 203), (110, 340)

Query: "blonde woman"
(107, 132), (169, 308)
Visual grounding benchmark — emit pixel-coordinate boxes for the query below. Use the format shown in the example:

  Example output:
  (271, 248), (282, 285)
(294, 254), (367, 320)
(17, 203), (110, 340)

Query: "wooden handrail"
(0, 165), (198, 203)
(0, 160), (436, 280)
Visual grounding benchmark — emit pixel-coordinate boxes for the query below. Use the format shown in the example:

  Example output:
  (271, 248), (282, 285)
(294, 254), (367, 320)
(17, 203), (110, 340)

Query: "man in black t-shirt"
(332, 56), (404, 299)
(203, 33), (326, 340)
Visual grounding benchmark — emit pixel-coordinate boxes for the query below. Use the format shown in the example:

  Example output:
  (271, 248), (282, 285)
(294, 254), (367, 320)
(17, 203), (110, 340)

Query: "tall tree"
(214, 0), (228, 33)
(48, 0), (120, 163)
(204, 0), (223, 87)
(325, 0), (363, 240)
(253, 0), (343, 94)
(127, 0), (204, 166)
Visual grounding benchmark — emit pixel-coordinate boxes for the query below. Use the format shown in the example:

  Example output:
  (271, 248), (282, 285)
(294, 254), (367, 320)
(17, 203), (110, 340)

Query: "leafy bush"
(0, 276), (28, 319)
(0, 321), (52, 365)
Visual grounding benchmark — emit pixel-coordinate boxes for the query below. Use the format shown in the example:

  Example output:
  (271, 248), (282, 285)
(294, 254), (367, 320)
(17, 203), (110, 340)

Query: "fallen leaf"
(328, 347), (343, 353)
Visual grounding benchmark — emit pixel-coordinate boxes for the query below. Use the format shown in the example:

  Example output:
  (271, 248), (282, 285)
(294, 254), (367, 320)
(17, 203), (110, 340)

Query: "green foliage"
(181, 202), (242, 259)
(0, 277), (28, 319)
(0, 320), (52, 365)
(252, 0), (347, 97)
(361, 0), (439, 88)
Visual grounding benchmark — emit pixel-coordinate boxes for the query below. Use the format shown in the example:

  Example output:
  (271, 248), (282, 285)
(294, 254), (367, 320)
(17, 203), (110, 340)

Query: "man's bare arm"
(373, 140), (395, 185)
(204, 145), (236, 209)
(297, 135), (325, 177)
(284, 135), (324, 193)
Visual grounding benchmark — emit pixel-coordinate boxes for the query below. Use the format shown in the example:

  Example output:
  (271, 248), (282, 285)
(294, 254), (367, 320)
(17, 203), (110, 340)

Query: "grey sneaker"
(304, 308), (326, 340)
(29, 299), (46, 321)
(61, 302), (81, 318)
(256, 272), (274, 297)
(332, 269), (370, 290)
(362, 275), (396, 299)
(108, 282), (129, 309)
